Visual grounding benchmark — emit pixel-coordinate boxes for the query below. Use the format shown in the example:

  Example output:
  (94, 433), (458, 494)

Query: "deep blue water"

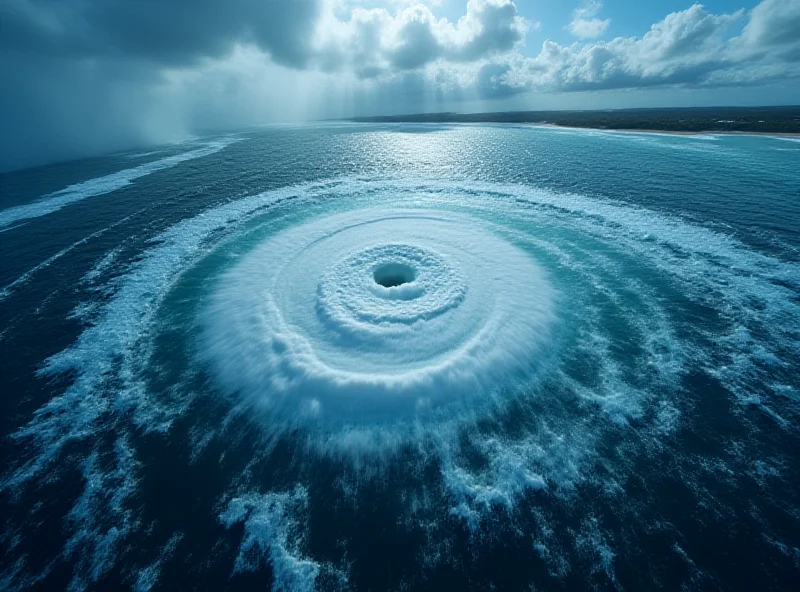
(0, 124), (799, 591)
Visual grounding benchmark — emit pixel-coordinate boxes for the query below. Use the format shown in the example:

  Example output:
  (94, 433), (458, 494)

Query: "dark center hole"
(373, 263), (416, 288)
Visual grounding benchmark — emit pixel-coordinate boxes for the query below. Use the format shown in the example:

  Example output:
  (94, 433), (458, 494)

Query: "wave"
(0, 137), (242, 229)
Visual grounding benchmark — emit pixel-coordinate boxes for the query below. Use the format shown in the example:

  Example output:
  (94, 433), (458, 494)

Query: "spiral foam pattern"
(202, 209), (555, 423)
(4, 170), (798, 592)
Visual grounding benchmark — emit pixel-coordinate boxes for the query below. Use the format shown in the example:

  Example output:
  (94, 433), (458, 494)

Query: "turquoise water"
(0, 124), (798, 591)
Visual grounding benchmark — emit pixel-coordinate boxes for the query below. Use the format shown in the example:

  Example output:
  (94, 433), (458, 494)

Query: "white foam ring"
(3, 177), (799, 590)
(0, 137), (242, 229)
(201, 209), (555, 426)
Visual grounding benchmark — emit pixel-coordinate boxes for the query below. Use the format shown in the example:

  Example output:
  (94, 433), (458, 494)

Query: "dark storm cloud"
(0, 54), (171, 172)
(0, 0), (328, 171)
(1, 0), (323, 67)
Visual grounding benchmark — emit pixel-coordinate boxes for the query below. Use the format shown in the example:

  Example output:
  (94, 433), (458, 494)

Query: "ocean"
(0, 123), (798, 591)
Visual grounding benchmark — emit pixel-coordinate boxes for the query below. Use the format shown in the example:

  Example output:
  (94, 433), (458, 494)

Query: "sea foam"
(0, 137), (241, 229)
(201, 209), (555, 428)
(4, 176), (798, 590)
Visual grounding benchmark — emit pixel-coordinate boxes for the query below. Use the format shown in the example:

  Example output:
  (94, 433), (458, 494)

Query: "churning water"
(0, 124), (798, 591)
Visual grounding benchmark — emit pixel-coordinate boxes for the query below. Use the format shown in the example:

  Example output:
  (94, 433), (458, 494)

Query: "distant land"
(348, 106), (800, 135)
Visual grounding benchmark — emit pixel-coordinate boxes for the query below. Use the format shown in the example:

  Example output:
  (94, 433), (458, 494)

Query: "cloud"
(315, 0), (527, 76)
(568, 1), (610, 39)
(734, 0), (800, 60)
(0, 54), (185, 172)
(0, 0), (529, 170)
(1, 0), (527, 75)
(387, 5), (444, 69)
(506, 1), (800, 94)
(1, 0), (324, 68)
(447, 0), (529, 61)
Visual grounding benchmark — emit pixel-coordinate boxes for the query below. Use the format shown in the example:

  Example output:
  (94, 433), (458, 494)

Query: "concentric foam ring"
(201, 208), (556, 425)
(319, 244), (465, 328)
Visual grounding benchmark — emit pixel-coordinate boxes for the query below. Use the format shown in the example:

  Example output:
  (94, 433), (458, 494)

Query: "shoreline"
(528, 123), (800, 138)
(346, 108), (800, 138)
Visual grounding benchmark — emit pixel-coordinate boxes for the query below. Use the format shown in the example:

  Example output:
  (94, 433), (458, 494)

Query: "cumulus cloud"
(500, 1), (800, 94)
(733, 0), (800, 60)
(568, 1), (611, 39)
(315, 0), (527, 77)
(448, 0), (529, 61)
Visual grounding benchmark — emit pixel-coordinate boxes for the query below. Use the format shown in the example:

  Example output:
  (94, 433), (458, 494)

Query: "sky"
(1, 0), (799, 171)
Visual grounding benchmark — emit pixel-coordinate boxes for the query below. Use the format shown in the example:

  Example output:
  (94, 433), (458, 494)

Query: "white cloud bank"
(501, 0), (800, 94)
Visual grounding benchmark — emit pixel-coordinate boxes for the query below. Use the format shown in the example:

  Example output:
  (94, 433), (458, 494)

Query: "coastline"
(347, 108), (800, 137)
(532, 123), (800, 138)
